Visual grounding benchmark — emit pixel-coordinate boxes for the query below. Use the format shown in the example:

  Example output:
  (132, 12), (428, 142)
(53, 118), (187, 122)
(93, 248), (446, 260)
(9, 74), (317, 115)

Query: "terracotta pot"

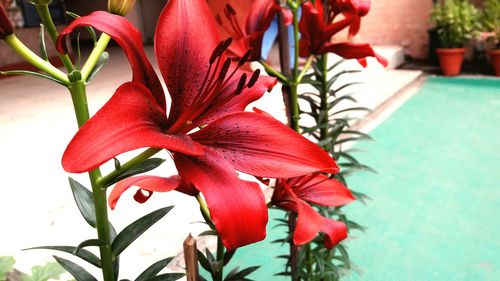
(488, 49), (500, 77)
(436, 48), (465, 76)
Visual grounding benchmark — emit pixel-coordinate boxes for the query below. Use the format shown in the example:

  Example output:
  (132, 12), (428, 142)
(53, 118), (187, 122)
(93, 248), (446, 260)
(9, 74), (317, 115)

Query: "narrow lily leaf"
(333, 82), (362, 94)
(66, 12), (97, 43)
(196, 250), (211, 272)
(53, 255), (98, 281)
(146, 273), (185, 281)
(223, 250), (236, 266)
(87, 52), (110, 83)
(25, 246), (101, 268)
(198, 230), (217, 237)
(332, 107), (371, 116)
(105, 158), (166, 187)
(224, 266), (260, 280)
(0, 70), (66, 85)
(112, 206), (174, 257)
(114, 158), (121, 170)
(39, 24), (48, 61)
(73, 239), (105, 255)
(135, 257), (174, 281)
(69, 177), (96, 228)
(110, 222), (118, 242)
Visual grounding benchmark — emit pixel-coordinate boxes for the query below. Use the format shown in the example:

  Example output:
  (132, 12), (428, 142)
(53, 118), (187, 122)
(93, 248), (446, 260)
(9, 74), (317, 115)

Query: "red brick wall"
(355, 0), (434, 59)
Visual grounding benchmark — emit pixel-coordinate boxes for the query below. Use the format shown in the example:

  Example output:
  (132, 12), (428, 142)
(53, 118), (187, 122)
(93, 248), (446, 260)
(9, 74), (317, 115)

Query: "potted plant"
(431, 0), (478, 76)
(479, 0), (500, 76)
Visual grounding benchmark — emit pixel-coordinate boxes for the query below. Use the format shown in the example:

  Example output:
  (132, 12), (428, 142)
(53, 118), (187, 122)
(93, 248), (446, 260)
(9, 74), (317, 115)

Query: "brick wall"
(355, 0), (434, 59)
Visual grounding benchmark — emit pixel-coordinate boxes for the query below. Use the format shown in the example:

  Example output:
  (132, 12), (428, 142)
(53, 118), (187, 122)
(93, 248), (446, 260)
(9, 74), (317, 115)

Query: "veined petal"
(62, 82), (204, 173)
(109, 175), (184, 209)
(190, 111), (339, 178)
(292, 174), (355, 206)
(155, 0), (221, 123)
(56, 11), (165, 109)
(174, 149), (268, 251)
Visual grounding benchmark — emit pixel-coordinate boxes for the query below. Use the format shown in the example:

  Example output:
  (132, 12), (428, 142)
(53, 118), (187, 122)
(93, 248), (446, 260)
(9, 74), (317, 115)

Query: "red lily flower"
(299, 0), (387, 67)
(329, 0), (370, 37)
(207, 0), (291, 61)
(271, 173), (355, 248)
(0, 3), (13, 40)
(56, 0), (340, 250)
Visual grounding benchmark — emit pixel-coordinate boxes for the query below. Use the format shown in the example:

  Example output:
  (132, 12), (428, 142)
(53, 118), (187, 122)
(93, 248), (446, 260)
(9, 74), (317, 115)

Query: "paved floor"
(0, 45), (420, 279)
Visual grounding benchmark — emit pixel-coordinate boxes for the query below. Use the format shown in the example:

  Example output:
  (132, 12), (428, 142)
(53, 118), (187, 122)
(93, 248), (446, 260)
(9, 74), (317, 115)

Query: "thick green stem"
(81, 34), (111, 82)
(35, 4), (74, 72)
(319, 55), (329, 142)
(215, 237), (224, 281)
(4, 34), (69, 84)
(69, 81), (115, 281)
(259, 60), (288, 83)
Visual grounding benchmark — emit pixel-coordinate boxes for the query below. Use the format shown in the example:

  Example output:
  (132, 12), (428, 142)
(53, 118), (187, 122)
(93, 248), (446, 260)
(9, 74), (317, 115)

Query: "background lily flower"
(0, 3), (13, 40)
(207, 0), (292, 61)
(329, 0), (371, 37)
(57, 0), (340, 250)
(299, 0), (387, 67)
(271, 173), (356, 248)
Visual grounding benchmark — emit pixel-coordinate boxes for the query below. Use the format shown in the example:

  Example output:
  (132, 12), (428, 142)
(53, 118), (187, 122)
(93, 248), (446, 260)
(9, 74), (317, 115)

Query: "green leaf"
(196, 250), (211, 272)
(146, 273), (185, 281)
(25, 246), (101, 268)
(198, 230), (217, 237)
(87, 52), (110, 83)
(223, 250), (236, 266)
(0, 70), (66, 85)
(23, 261), (66, 281)
(53, 255), (97, 281)
(0, 256), (16, 280)
(105, 158), (166, 187)
(39, 24), (48, 61)
(135, 257), (174, 281)
(74, 239), (106, 255)
(69, 177), (96, 228)
(224, 266), (260, 281)
(112, 206), (174, 257)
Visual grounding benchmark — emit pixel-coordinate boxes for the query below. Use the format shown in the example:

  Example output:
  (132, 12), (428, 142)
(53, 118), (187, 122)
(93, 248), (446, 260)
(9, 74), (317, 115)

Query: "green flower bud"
(26, 0), (53, 5)
(108, 0), (137, 16)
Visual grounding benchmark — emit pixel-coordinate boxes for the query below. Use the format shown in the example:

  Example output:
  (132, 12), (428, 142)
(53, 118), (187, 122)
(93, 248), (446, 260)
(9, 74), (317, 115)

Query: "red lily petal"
(292, 174), (355, 206)
(320, 42), (388, 67)
(109, 175), (184, 209)
(322, 18), (354, 42)
(275, 186), (347, 248)
(56, 11), (165, 109)
(174, 149), (268, 251)
(62, 82), (204, 173)
(321, 218), (348, 248)
(190, 111), (339, 178)
(155, 0), (221, 123)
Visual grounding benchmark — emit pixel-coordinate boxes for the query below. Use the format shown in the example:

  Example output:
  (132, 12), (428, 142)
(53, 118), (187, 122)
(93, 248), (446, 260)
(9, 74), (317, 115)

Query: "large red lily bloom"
(299, 0), (387, 67)
(0, 3), (13, 40)
(207, 0), (291, 61)
(57, 0), (340, 250)
(271, 173), (355, 248)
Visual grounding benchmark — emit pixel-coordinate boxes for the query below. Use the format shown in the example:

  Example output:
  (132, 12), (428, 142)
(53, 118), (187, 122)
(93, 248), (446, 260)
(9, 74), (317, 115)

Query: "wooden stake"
(183, 234), (200, 281)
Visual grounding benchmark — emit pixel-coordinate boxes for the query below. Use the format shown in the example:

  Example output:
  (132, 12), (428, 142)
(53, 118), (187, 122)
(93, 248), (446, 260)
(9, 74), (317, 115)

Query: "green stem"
(292, 7), (300, 80)
(319, 55), (329, 143)
(4, 34), (69, 84)
(297, 56), (314, 84)
(69, 81), (115, 281)
(35, 4), (74, 72)
(216, 236), (224, 281)
(97, 148), (161, 187)
(81, 34), (111, 82)
(259, 60), (288, 83)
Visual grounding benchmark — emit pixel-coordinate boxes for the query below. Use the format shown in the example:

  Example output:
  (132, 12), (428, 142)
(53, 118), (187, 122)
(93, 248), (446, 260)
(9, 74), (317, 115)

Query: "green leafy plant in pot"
(431, 0), (478, 76)
(479, 0), (500, 76)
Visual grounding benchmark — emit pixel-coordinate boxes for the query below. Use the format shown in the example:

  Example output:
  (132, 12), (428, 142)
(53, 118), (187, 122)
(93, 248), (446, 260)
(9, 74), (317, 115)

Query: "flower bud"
(0, 3), (14, 40)
(26, 0), (53, 5)
(108, 0), (137, 16)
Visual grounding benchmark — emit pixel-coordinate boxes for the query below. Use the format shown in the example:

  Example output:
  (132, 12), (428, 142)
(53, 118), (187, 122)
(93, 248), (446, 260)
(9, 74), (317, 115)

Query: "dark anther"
(247, 69), (260, 88)
(226, 4), (236, 15)
(235, 73), (247, 95)
(218, 58), (232, 81)
(238, 49), (252, 66)
(215, 14), (223, 25)
(210, 38), (233, 64)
